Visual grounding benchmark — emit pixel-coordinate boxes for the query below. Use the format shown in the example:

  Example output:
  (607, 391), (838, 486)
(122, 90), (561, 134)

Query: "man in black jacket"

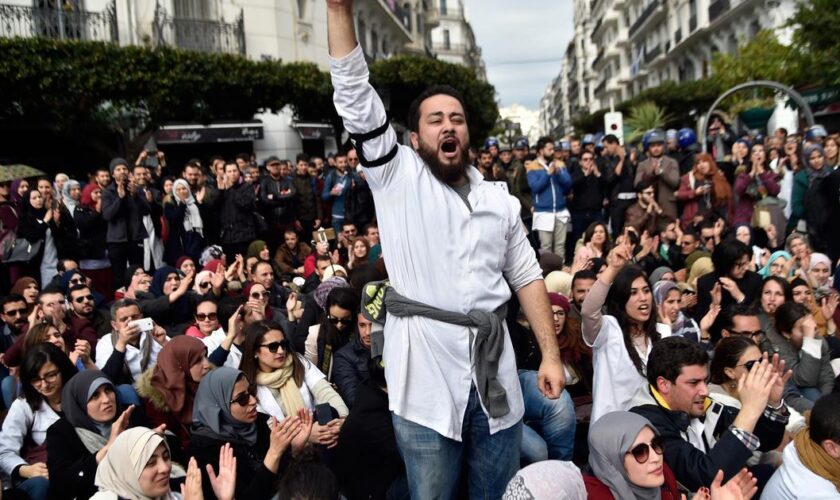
(694, 239), (763, 322)
(630, 337), (790, 492)
(259, 156), (297, 253)
(101, 158), (150, 289)
(332, 312), (373, 408)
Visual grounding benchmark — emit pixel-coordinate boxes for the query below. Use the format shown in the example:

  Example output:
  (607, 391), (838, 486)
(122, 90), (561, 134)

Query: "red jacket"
(583, 463), (682, 500)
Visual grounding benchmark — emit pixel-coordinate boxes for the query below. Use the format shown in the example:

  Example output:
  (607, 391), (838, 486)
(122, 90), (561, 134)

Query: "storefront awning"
(293, 122), (335, 140)
(155, 121), (264, 144)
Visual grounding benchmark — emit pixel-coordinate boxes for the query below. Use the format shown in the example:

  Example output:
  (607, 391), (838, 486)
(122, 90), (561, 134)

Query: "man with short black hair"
(95, 298), (168, 385)
(323, 149), (358, 234)
(568, 149), (608, 261)
(569, 270), (596, 321)
(527, 136), (573, 262)
(1, 294), (28, 359)
(68, 284), (111, 338)
(332, 312), (373, 408)
(695, 239), (763, 321)
(292, 153), (323, 234)
(102, 158), (151, 289)
(602, 134), (634, 236)
(631, 336), (789, 492)
(275, 230), (311, 277)
(301, 253), (334, 294)
(327, 3), (564, 496)
(763, 393), (840, 498)
(635, 130), (680, 219)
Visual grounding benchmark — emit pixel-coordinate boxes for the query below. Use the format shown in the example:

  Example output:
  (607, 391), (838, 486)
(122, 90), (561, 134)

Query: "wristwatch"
(767, 398), (785, 411)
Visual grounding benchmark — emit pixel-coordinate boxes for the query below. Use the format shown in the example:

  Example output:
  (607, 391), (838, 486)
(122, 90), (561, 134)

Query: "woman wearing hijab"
(653, 281), (714, 346)
(74, 183), (113, 299)
(10, 276), (39, 310)
(758, 250), (793, 279)
(136, 266), (195, 338)
(135, 336), (210, 451)
(47, 370), (144, 499)
(790, 144), (832, 249)
(188, 366), (311, 500)
(91, 427), (208, 500)
(61, 180), (81, 217)
(584, 411), (682, 499)
(16, 189), (59, 285)
(164, 179), (205, 266)
(0, 344), (77, 500)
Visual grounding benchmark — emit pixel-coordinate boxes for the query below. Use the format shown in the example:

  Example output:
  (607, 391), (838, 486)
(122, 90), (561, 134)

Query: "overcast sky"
(464, 0), (574, 111)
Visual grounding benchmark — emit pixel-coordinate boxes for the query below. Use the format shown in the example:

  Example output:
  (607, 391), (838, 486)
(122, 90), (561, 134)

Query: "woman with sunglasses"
(240, 320), (345, 449)
(584, 411), (680, 499)
(307, 287), (358, 378)
(186, 298), (223, 340)
(47, 370), (145, 499)
(136, 335), (210, 452)
(136, 266), (196, 338)
(0, 344), (77, 500)
(766, 302), (834, 413)
(189, 366), (311, 499)
(709, 337), (805, 448)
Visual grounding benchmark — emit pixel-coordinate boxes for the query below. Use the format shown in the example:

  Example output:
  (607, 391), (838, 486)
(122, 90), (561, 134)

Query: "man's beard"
(416, 137), (470, 185)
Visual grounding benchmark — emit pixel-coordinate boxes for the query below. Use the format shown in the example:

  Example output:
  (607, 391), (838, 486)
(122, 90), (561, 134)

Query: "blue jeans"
(392, 385), (522, 500)
(17, 476), (49, 500)
(799, 386), (823, 402)
(518, 369), (576, 463)
(1, 372), (18, 409)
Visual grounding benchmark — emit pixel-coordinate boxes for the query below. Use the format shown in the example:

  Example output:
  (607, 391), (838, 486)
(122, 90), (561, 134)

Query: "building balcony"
(675, 27), (681, 43)
(0, 0), (117, 42)
(386, 1), (411, 31)
(592, 47), (605, 68)
(431, 42), (468, 54)
(424, 4), (440, 29)
(438, 6), (463, 19)
(689, 13), (697, 32)
(594, 78), (607, 95)
(152, 3), (245, 54)
(644, 43), (661, 63)
(629, 0), (661, 38)
(708, 0), (731, 23)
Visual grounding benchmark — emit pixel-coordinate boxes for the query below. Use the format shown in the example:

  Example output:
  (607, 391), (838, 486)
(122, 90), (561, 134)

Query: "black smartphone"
(315, 403), (333, 426)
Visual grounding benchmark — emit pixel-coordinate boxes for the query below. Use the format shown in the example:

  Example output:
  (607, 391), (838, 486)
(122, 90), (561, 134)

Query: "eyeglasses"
(69, 278), (85, 285)
(3, 308), (27, 317)
(552, 311), (566, 318)
(328, 315), (352, 326)
(729, 329), (765, 342)
(250, 291), (270, 300)
(229, 384), (257, 406)
(627, 435), (665, 464)
(260, 340), (290, 354)
(738, 359), (761, 371)
(581, 157), (594, 162)
(195, 312), (218, 322)
(72, 295), (95, 304)
(32, 370), (60, 386)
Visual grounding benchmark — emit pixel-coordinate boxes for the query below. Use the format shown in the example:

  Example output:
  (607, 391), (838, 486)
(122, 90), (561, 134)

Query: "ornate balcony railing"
(0, 0), (117, 42)
(629, 0), (659, 37)
(152, 2), (245, 55)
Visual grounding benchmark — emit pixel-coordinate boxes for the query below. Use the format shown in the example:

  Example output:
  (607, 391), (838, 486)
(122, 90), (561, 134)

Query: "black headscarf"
(23, 189), (47, 220)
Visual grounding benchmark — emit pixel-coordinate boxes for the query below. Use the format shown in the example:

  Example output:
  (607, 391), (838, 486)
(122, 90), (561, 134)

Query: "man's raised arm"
(327, 1), (357, 58)
(327, 0), (403, 189)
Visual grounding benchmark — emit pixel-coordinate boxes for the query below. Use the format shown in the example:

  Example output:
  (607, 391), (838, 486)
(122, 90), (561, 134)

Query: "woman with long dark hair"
(575, 221), (611, 262)
(766, 302), (834, 412)
(0, 344), (77, 500)
(240, 320), (345, 448)
(733, 144), (780, 226)
(582, 243), (660, 424)
(314, 287), (359, 377)
(676, 153), (732, 230)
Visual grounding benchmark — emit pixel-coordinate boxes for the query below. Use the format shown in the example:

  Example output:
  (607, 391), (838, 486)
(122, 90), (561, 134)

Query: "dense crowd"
(3, 5), (840, 500)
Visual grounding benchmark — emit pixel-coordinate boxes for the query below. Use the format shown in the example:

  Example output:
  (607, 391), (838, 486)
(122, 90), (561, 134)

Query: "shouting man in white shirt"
(326, 1), (566, 498)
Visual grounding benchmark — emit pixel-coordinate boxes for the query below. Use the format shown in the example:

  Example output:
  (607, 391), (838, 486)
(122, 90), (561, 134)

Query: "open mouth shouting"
(440, 136), (460, 160)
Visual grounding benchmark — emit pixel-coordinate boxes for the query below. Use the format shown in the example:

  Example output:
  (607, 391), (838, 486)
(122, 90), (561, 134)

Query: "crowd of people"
(2, 2), (840, 499)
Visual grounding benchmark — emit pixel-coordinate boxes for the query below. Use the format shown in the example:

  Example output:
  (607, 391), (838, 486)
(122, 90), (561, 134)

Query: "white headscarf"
(62, 179), (81, 215)
(92, 427), (178, 500)
(172, 179), (203, 236)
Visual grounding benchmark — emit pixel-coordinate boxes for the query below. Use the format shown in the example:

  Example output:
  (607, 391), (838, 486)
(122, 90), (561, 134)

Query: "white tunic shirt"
(330, 44), (542, 440)
(95, 331), (166, 381)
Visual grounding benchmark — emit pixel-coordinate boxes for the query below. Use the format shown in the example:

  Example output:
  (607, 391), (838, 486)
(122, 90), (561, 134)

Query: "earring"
(729, 382), (737, 389)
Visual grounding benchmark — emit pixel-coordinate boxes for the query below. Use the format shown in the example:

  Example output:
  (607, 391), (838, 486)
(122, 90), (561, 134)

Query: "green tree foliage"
(788, 0), (840, 85)
(0, 38), (498, 155)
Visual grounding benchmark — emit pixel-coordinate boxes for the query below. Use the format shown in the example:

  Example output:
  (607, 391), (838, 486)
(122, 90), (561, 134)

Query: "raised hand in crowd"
(291, 408), (314, 456)
(151, 321), (168, 346)
(96, 405), (135, 463)
(181, 457), (205, 500)
(207, 444), (237, 500)
(732, 355), (779, 434)
(692, 468), (757, 500)
(265, 415), (302, 473)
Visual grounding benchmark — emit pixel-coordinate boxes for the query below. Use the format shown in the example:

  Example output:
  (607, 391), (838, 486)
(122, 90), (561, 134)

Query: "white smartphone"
(129, 317), (154, 333)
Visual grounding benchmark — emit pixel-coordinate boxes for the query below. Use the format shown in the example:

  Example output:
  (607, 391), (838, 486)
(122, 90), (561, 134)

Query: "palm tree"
(625, 101), (673, 143)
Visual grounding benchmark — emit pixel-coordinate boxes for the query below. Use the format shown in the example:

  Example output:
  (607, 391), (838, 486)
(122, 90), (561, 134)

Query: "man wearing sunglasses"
(68, 284), (111, 338)
(630, 337), (789, 492)
(1, 294), (29, 408)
